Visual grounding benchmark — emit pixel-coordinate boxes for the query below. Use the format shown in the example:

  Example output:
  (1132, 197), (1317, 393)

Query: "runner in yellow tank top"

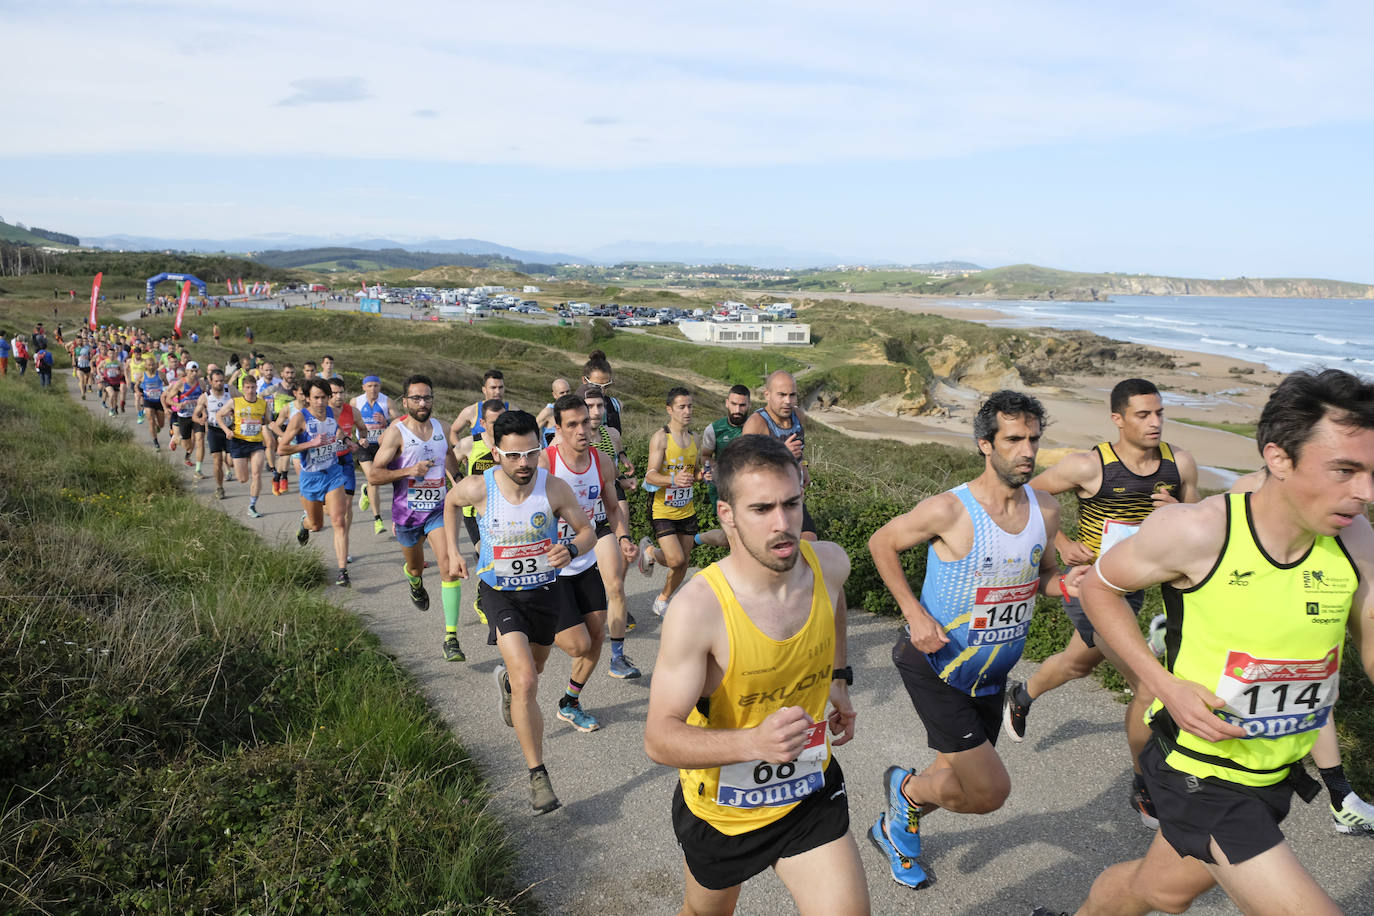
(646, 434), (869, 915)
(638, 387), (703, 618)
(1052, 369), (1374, 916)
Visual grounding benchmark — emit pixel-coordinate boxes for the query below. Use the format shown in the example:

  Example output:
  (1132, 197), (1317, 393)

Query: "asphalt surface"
(72, 372), (1373, 916)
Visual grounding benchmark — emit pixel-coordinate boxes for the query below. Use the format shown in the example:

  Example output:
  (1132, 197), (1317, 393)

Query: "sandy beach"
(791, 292), (1285, 491)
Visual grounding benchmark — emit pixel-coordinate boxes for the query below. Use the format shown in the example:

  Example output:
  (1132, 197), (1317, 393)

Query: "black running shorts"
(672, 758), (850, 891)
(355, 441), (380, 463)
(229, 439), (265, 461)
(1139, 740), (1291, 865)
(1063, 589), (1145, 648)
(480, 579), (565, 647)
(893, 635), (1003, 754)
(207, 426), (229, 454)
(651, 514), (699, 540)
(557, 564), (608, 631)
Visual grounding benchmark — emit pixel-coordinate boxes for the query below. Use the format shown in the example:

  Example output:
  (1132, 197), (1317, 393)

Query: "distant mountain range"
(77, 231), (972, 270)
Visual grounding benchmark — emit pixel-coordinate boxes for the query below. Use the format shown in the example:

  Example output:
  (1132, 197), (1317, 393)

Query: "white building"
(523, 285), (541, 293)
(677, 321), (811, 346)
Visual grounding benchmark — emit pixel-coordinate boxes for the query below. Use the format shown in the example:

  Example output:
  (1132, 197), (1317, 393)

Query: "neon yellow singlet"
(1153, 492), (1357, 787)
(462, 438), (497, 518)
(651, 427), (697, 521)
(679, 541), (835, 834)
(231, 397), (267, 443)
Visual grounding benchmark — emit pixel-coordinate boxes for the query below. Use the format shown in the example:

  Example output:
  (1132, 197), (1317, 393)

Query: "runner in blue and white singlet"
(477, 467), (562, 590)
(919, 483), (1047, 695)
(276, 380), (353, 583)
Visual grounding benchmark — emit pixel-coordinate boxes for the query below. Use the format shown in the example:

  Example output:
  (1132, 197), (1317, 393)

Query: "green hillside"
(0, 219), (79, 247)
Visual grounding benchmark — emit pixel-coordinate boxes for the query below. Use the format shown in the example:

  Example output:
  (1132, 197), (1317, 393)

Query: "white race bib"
(967, 580), (1038, 646)
(1099, 519), (1141, 555)
(239, 419), (260, 437)
(666, 485), (693, 508)
(492, 540), (557, 587)
(716, 721), (828, 808)
(1214, 649), (1339, 738)
(407, 477), (446, 512)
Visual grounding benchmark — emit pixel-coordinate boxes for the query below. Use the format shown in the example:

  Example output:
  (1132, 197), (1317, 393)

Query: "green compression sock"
(442, 579), (461, 631)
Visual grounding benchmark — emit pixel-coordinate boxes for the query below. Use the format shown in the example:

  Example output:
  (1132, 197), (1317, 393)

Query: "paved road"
(73, 375), (1373, 916)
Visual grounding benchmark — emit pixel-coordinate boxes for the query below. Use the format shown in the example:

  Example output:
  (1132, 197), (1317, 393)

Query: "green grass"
(0, 382), (527, 914)
(1174, 416), (1259, 438)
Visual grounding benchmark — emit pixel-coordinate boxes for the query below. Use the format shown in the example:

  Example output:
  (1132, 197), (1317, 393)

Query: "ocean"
(948, 295), (1373, 375)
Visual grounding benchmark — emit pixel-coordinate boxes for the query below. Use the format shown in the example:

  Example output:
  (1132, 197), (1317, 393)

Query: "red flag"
(173, 280), (191, 339)
(226, 279), (233, 294)
(88, 272), (103, 330)
(360, 279), (368, 296)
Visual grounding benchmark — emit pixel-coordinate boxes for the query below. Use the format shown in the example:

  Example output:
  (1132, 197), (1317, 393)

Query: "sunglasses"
(497, 446), (543, 463)
(406, 395), (435, 403)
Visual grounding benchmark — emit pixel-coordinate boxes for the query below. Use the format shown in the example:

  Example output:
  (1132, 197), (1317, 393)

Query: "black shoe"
(296, 525), (309, 546)
(1030, 908), (1068, 916)
(443, 635), (465, 662)
(1002, 679), (1029, 742)
(409, 577), (430, 612)
(335, 568), (350, 587)
(626, 611), (637, 632)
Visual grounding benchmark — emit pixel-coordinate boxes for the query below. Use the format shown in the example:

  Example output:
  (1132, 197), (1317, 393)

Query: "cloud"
(584, 116), (620, 126)
(276, 77), (368, 107)
(412, 108), (439, 118)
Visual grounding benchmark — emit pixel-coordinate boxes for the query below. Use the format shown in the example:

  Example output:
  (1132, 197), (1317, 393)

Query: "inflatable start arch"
(146, 272), (208, 302)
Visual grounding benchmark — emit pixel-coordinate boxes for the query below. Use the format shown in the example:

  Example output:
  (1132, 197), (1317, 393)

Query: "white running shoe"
(652, 595), (669, 617)
(1332, 791), (1374, 834)
(637, 537), (656, 576)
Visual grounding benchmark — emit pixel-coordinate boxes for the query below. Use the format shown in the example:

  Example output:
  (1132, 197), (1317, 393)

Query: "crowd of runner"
(28, 321), (1374, 916)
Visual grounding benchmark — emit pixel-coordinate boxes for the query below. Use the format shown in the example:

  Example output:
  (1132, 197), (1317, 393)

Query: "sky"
(4, 0), (1374, 279)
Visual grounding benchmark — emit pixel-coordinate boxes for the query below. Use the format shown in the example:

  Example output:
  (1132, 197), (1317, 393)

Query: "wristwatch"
(831, 666), (853, 685)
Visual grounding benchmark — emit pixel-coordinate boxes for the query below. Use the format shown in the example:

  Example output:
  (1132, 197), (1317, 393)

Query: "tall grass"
(0, 383), (526, 914)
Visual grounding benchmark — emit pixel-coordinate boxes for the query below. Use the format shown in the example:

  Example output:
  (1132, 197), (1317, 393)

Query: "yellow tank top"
(652, 427), (698, 521)
(231, 396), (268, 442)
(1152, 493), (1357, 787)
(679, 541), (836, 834)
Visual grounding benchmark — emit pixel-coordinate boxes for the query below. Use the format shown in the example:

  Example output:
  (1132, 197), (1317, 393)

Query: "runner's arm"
(215, 401), (235, 435)
(365, 425), (414, 486)
(645, 577), (817, 768)
(1172, 446), (1202, 504)
(1082, 499), (1246, 743)
(608, 426), (636, 480)
(441, 476), (482, 579)
(867, 492), (962, 652)
(191, 394), (209, 426)
(1033, 491), (1068, 597)
(814, 541), (857, 746)
(644, 429), (673, 487)
(1341, 516), (1374, 684)
(1030, 450), (1099, 564)
(273, 412), (312, 456)
(546, 477), (596, 567)
(448, 403), (475, 441)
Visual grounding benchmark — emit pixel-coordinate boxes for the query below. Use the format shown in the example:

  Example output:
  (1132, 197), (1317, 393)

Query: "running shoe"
(335, 568), (351, 588)
(296, 524), (309, 546)
(1132, 774), (1160, 830)
(626, 612), (636, 631)
(152, 439), (160, 451)
(530, 770), (560, 815)
(1002, 680), (1029, 742)
(1147, 613), (1168, 658)
(557, 701), (601, 733)
(358, 490), (370, 512)
(184, 457), (193, 468)
(109, 408), (116, 417)
(868, 814), (930, 889)
(373, 517), (385, 536)
(651, 595), (669, 617)
(193, 470), (205, 479)
(608, 654), (641, 679)
(215, 486), (225, 500)
(494, 664), (513, 727)
(346, 555), (355, 564)
(407, 572), (430, 612)
(883, 765), (923, 858)
(637, 537), (655, 576)
(1332, 791), (1374, 835)
(473, 592), (488, 626)
(246, 505), (263, 519)
(137, 413), (144, 424)
(443, 635), (466, 662)
(169, 439), (179, 453)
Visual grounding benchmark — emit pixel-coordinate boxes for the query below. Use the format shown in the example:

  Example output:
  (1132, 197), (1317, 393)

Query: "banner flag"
(173, 280), (191, 338)
(88, 272), (103, 330)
